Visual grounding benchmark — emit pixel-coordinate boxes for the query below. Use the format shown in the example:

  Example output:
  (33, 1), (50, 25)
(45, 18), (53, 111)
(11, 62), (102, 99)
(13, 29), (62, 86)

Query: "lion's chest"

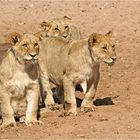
(5, 69), (38, 117)
(7, 70), (35, 98)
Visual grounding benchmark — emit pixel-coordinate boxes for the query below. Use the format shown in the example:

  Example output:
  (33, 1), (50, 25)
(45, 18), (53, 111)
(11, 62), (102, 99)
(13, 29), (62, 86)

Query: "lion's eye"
(34, 43), (38, 47)
(54, 27), (59, 31)
(22, 44), (28, 48)
(65, 26), (69, 29)
(112, 45), (115, 48)
(103, 46), (107, 50)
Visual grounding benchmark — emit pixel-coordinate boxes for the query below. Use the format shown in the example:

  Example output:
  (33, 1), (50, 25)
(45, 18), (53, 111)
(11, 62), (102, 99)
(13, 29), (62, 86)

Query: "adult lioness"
(0, 32), (41, 127)
(39, 31), (117, 115)
(40, 16), (82, 41)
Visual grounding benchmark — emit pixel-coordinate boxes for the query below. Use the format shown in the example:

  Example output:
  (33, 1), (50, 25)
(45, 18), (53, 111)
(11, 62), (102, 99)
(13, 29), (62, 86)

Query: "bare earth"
(0, 0), (140, 139)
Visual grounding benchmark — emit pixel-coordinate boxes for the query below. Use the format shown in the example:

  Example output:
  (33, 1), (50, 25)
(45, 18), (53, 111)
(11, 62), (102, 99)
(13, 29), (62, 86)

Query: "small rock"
(77, 134), (86, 138)
(18, 22), (26, 25)
(81, 9), (87, 12)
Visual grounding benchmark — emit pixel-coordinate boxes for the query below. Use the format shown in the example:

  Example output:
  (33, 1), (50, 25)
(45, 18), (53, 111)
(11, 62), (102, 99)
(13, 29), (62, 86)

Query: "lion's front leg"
(0, 88), (16, 127)
(63, 76), (77, 116)
(44, 88), (55, 108)
(39, 53), (56, 110)
(81, 82), (96, 112)
(25, 83), (41, 126)
(40, 74), (56, 110)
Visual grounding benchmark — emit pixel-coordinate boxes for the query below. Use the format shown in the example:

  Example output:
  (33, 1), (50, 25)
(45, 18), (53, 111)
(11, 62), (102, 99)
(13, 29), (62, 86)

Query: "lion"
(0, 32), (43, 127)
(39, 16), (82, 108)
(39, 30), (117, 115)
(40, 16), (82, 42)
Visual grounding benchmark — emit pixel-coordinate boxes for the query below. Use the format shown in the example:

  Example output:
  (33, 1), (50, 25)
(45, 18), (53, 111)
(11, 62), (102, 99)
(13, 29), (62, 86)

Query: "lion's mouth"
(25, 58), (38, 64)
(104, 60), (115, 66)
(25, 55), (38, 61)
(62, 35), (71, 40)
(106, 61), (115, 66)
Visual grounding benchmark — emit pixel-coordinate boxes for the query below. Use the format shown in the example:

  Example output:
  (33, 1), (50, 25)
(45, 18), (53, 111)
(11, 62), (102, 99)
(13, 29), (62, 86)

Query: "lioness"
(40, 16), (82, 41)
(0, 32), (41, 127)
(39, 31), (117, 115)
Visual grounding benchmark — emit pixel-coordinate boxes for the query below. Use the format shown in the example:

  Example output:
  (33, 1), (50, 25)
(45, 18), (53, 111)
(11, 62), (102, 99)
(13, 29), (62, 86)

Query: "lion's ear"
(63, 16), (72, 24)
(105, 30), (113, 38)
(88, 33), (99, 47)
(63, 16), (72, 21)
(34, 31), (46, 41)
(40, 21), (51, 31)
(8, 32), (22, 45)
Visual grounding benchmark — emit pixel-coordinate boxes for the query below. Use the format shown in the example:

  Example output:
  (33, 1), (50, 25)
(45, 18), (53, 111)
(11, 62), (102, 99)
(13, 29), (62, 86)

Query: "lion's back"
(40, 37), (70, 85)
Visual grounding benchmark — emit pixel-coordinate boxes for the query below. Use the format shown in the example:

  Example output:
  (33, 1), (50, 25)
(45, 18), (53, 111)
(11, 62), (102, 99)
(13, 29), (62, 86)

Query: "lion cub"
(39, 31), (117, 115)
(40, 16), (82, 41)
(38, 16), (82, 108)
(0, 32), (41, 127)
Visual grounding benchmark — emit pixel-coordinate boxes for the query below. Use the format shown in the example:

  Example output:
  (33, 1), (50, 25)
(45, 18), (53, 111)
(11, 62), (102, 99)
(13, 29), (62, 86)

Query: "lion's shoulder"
(68, 39), (88, 55)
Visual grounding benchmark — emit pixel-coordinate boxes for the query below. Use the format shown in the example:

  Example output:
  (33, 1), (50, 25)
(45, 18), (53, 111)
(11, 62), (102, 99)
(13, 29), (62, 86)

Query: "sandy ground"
(0, 0), (140, 139)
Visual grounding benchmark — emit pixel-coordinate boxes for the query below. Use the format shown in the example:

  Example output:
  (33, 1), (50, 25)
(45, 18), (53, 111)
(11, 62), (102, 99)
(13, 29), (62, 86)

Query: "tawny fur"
(39, 16), (82, 108)
(39, 31), (117, 115)
(0, 33), (42, 127)
(40, 16), (82, 42)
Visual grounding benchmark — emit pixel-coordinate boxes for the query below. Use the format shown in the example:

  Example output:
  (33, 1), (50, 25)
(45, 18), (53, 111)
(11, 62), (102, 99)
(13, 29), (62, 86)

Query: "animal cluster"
(0, 16), (117, 127)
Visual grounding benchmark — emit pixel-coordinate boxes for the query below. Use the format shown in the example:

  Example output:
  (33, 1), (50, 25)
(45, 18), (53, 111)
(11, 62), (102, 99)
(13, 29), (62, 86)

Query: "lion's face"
(8, 33), (40, 64)
(40, 16), (72, 41)
(89, 31), (117, 66)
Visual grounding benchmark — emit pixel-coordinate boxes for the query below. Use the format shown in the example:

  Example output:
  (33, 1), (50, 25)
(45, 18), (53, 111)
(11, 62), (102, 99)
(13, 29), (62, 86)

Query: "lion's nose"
(63, 34), (68, 38)
(111, 56), (117, 61)
(30, 53), (36, 58)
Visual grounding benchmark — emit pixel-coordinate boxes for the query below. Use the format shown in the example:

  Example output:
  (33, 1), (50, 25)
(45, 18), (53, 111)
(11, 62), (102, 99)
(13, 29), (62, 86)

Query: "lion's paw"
(26, 120), (43, 127)
(45, 104), (63, 111)
(1, 121), (16, 129)
(81, 106), (95, 113)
